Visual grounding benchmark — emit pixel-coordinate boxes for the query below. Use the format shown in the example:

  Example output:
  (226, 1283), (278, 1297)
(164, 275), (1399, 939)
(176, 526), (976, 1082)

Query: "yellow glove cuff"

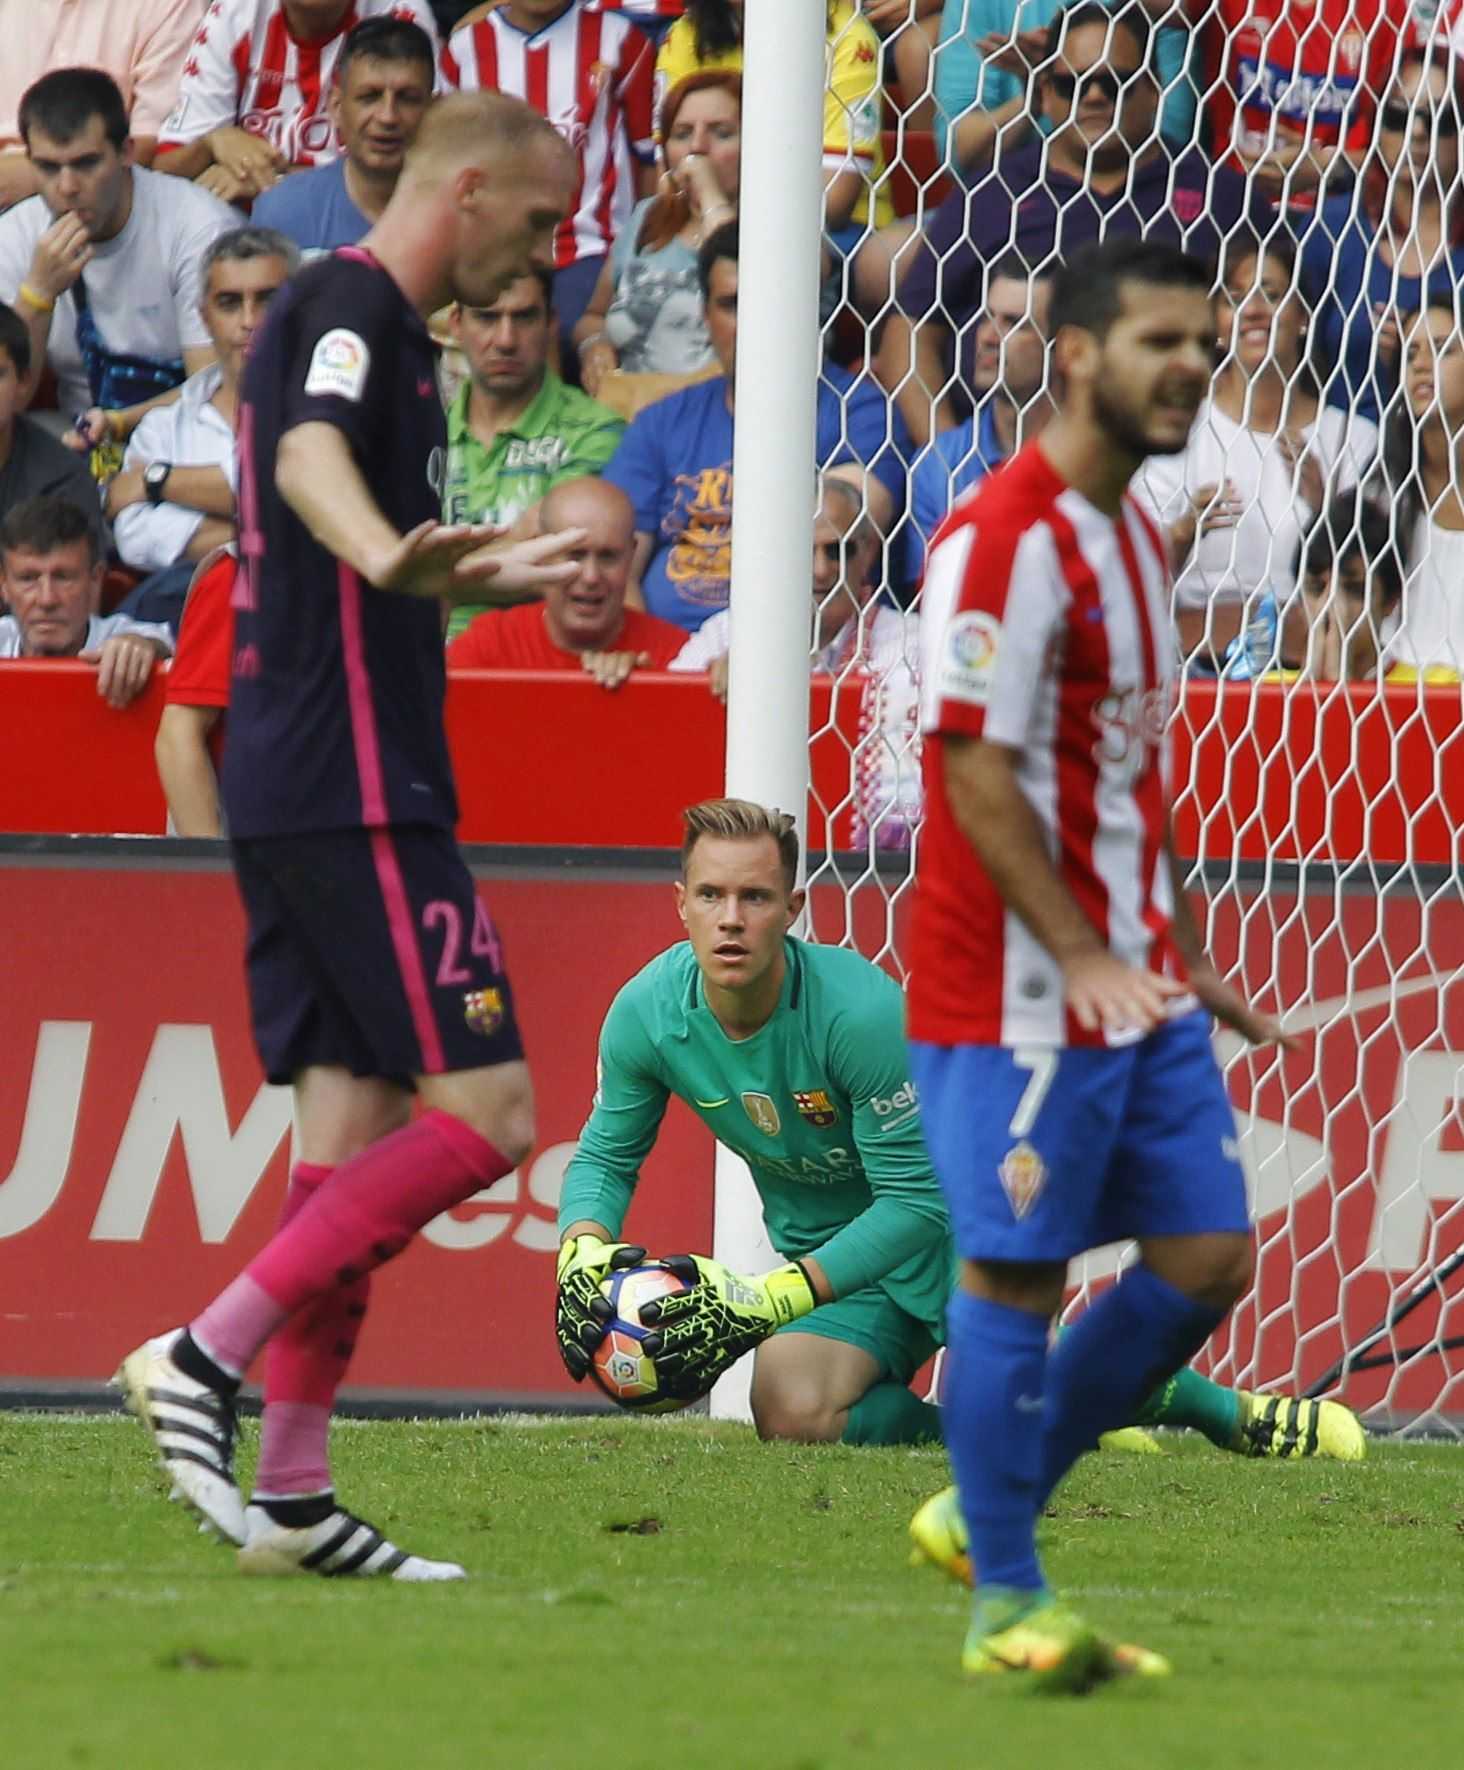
(762, 1262), (818, 1326)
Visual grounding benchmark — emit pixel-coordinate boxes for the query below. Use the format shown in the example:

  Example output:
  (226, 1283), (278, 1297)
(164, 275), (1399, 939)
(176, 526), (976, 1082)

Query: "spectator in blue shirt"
(603, 221), (910, 632)
(932, 0), (1197, 172)
(879, 2), (1267, 446)
(1295, 49), (1464, 428)
(251, 16), (435, 256)
(902, 254), (1054, 580)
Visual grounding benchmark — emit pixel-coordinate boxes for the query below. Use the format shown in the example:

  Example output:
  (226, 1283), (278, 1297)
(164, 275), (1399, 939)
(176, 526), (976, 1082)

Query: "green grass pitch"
(1, 1412), (1460, 1770)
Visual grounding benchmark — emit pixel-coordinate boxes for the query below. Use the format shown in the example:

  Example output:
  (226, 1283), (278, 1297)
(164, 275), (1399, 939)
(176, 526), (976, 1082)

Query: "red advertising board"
(0, 856), (714, 1405)
(2, 849), (1461, 1420)
(1198, 883), (1464, 1420)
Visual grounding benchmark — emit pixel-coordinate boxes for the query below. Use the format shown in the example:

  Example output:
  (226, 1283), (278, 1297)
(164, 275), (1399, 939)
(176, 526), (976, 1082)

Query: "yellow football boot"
(963, 1602), (1118, 1692)
(1236, 1393), (1366, 1461)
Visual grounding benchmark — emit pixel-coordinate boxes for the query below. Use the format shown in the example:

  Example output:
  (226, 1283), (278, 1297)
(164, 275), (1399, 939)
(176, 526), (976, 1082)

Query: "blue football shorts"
(908, 1008), (1250, 1263)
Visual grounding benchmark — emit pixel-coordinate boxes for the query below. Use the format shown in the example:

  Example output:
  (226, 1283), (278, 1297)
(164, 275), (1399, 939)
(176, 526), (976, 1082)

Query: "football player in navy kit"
(118, 92), (583, 1582)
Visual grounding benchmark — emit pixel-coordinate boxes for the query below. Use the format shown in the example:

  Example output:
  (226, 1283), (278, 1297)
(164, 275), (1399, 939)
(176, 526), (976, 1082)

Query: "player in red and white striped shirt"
(441, 1), (656, 348)
(157, 0), (438, 203)
(907, 240), (1294, 1688)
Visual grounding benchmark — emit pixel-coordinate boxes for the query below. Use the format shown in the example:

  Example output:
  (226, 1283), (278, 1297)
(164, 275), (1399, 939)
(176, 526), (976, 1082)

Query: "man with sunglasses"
(878, 1), (1270, 447)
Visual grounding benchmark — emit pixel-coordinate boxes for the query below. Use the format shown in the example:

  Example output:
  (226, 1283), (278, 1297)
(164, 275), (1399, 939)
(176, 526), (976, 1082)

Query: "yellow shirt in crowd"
(655, 2), (894, 231)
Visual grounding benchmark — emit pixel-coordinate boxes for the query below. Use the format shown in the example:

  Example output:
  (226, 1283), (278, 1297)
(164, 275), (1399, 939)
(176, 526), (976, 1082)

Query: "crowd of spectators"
(0, 0), (1462, 847)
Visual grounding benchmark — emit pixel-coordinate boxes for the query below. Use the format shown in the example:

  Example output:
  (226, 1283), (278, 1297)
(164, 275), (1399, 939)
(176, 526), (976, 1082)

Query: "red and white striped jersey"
(909, 444), (1185, 1049)
(159, 0), (439, 169)
(441, 3), (655, 269)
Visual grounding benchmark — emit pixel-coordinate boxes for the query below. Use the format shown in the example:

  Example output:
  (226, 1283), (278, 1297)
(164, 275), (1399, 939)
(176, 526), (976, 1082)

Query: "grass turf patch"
(0, 1412), (1460, 1770)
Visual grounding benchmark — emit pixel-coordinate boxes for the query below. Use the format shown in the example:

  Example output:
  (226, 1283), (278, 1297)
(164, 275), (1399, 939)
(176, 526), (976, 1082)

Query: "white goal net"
(791, 0), (1464, 1434)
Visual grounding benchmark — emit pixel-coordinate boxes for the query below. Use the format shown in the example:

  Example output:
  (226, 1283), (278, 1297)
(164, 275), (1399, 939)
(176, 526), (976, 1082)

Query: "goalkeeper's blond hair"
(680, 799), (800, 894)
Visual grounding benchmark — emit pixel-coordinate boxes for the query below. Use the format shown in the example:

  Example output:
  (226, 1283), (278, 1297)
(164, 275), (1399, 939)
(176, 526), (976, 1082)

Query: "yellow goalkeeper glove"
(641, 1253), (819, 1392)
(554, 1234), (645, 1380)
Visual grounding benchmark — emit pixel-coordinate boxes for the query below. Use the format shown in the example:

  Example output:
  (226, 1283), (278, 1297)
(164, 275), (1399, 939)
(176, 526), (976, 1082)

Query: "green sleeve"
(557, 984), (670, 1238)
(558, 409), (625, 483)
(806, 973), (949, 1298)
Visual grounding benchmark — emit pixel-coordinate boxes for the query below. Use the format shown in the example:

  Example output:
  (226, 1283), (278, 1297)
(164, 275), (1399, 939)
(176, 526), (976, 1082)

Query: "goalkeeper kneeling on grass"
(555, 797), (1365, 1464)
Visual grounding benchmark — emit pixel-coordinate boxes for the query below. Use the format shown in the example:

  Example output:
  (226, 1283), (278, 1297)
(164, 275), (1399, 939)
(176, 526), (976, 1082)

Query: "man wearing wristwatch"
(108, 225), (298, 586)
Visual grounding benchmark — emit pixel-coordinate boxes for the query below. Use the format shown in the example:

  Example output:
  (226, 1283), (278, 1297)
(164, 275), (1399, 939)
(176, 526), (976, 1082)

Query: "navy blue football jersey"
(222, 247), (457, 838)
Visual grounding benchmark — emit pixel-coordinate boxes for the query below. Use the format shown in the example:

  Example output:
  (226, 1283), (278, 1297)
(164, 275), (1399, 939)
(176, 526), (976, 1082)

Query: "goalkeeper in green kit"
(555, 798), (1365, 1461)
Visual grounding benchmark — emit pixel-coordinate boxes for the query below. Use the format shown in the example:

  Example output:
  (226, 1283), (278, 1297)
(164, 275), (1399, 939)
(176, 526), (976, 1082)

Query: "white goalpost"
(710, 0), (827, 1421)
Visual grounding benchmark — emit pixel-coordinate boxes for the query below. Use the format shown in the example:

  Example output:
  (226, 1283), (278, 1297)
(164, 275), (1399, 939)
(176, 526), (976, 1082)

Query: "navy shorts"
(908, 1009), (1249, 1263)
(231, 826), (524, 1085)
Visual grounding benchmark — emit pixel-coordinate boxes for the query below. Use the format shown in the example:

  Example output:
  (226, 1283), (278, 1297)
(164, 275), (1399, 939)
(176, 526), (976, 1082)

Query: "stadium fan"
(903, 255), (1054, 579)
(0, 0), (204, 208)
(0, 493), (171, 706)
(573, 71), (741, 394)
(861, 1), (943, 130)
(156, 0), (440, 205)
(251, 15), (436, 251)
(441, 267), (624, 638)
(448, 477), (684, 681)
(0, 303), (105, 545)
(1377, 293), (1464, 681)
(929, 0), (1197, 173)
(1138, 233), (1379, 673)
(154, 546), (235, 837)
(878, 2), (1268, 447)
(1197, 0), (1412, 202)
(1227, 495), (1403, 682)
(1298, 49), (1464, 426)
(602, 220), (907, 632)
(441, 0), (657, 353)
(107, 228), (298, 629)
(0, 69), (238, 450)
(656, 1), (893, 307)
(670, 475), (921, 847)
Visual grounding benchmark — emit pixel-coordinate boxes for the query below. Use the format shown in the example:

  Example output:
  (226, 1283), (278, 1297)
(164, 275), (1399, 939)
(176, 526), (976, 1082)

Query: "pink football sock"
(194, 1111), (513, 1384)
(254, 1162), (371, 1498)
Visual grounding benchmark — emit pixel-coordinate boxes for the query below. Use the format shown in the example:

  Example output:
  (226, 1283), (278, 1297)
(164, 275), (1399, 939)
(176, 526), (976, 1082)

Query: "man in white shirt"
(108, 226), (299, 574)
(0, 493), (171, 708)
(0, 69), (238, 442)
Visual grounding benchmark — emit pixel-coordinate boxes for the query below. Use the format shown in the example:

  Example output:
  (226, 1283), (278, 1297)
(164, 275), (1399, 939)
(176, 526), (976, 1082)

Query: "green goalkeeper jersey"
(558, 937), (954, 1335)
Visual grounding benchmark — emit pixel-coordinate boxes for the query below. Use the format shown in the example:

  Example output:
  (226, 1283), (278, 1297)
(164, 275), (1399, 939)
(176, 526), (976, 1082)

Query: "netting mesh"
(792, 0), (1464, 1433)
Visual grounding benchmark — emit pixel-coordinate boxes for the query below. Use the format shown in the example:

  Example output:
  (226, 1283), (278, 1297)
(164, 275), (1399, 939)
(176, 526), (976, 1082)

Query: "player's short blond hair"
(403, 89), (571, 181)
(680, 799), (800, 893)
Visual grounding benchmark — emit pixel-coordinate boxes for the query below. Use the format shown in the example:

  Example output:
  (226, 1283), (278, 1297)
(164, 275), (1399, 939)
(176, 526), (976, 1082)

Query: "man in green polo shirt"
(442, 267), (623, 639)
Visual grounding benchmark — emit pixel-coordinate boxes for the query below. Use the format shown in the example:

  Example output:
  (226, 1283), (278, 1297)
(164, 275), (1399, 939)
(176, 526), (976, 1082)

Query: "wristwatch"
(143, 461), (172, 505)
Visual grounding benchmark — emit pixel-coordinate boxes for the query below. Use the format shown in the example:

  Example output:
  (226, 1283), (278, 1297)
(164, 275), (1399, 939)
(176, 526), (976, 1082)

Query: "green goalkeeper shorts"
(775, 1283), (941, 1384)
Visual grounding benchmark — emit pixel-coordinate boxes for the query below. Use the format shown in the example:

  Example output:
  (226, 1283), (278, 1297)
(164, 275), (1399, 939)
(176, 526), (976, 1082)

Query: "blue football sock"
(943, 1288), (1051, 1594)
(1039, 1266), (1226, 1507)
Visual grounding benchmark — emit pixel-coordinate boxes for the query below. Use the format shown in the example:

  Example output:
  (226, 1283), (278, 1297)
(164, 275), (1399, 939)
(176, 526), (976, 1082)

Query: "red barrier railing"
(3, 660), (1461, 864)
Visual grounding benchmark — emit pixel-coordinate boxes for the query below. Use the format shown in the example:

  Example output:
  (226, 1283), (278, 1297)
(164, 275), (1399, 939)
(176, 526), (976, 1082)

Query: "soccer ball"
(589, 1262), (695, 1413)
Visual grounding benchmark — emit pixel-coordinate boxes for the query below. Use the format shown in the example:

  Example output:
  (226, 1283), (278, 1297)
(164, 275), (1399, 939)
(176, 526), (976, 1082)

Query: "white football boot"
(237, 1503), (468, 1581)
(115, 1331), (246, 1546)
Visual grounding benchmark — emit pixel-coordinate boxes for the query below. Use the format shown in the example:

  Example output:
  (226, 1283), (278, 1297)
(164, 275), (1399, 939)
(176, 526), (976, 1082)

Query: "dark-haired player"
(909, 239), (1300, 1686)
(118, 91), (581, 1582)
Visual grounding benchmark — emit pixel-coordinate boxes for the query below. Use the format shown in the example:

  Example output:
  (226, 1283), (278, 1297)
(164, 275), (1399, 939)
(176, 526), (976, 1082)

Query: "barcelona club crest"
(464, 987), (504, 1036)
(741, 1092), (781, 1136)
(998, 1140), (1047, 1220)
(793, 1088), (838, 1128)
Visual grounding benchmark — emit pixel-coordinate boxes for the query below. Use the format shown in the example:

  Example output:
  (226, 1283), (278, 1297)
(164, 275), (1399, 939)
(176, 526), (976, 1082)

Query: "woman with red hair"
(573, 71), (741, 395)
